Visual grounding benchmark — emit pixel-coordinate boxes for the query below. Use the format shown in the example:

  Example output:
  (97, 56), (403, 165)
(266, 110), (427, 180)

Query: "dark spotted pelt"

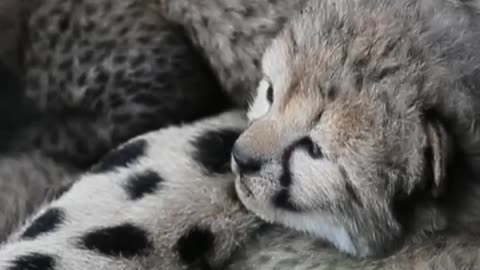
(0, 0), (235, 241)
(1, 0), (232, 169)
(0, 0), (232, 246)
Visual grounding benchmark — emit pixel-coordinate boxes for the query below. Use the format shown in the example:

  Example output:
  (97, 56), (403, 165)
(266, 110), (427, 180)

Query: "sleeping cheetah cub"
(0, 114), (478, 270)
(233, 0), (480, 258)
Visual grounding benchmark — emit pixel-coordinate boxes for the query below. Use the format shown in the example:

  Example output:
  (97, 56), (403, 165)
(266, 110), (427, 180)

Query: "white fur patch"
(278, 211), (358, 256)
(247, 79), (271, 122)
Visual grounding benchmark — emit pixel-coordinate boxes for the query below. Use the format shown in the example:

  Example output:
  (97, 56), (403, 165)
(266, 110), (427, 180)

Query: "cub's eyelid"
(246, 78), (272, 123)
(262, 76), (274, 103)
(266, 84), (273, 103)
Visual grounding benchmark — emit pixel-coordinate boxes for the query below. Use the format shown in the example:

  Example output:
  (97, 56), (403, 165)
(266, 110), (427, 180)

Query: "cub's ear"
(424, 117), (452, 198)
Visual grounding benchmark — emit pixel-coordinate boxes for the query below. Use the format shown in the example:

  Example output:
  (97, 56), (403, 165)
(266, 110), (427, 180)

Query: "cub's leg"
(0, 111), (261, 270)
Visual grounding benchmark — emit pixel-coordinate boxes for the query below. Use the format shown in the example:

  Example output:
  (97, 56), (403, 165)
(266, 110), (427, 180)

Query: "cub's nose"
(231, 145), (262, 174)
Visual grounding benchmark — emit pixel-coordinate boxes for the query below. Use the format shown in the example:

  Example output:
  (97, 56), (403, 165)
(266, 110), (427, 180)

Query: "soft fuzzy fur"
(234, 0), (480, 258)
(152, 0), (309, 107)
(0, 152), (76, 243)
(1, 0), (231, 168)
(0, 111), (262, 270)
(0, 112), (479, 270)
(3, 0), (480, 269)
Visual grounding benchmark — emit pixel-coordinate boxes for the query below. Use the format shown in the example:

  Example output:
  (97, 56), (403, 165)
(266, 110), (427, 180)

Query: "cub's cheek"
(234, 177), (259, 215)
(234, 177), (276, 223)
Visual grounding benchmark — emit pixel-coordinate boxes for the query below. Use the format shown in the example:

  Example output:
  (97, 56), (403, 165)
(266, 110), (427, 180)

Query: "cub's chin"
(233, 174), (279, 223)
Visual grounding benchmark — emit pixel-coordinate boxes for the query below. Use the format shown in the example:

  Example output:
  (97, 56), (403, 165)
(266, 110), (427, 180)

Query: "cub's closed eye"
(247, 78), (273, 122)
(266, 84), (273, 103)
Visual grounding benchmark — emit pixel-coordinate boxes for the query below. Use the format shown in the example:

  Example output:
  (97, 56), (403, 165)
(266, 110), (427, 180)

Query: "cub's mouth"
(231, 154), (256, 198)
(235, 176), (254, 198)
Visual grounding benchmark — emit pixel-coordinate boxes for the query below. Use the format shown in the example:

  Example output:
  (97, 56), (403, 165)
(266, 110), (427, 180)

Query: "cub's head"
(232, 0), (457, 258)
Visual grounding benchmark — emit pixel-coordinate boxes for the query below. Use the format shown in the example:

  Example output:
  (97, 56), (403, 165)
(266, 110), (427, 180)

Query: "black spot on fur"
(273, 189), (300, 212)
(326, 84), (338, 101)
(51, 182), (74, 200)
(242, 6), (255, 17)
(58, 58), (73, 70)
(21, 208), (65, 240)
(95, 68), (110, 84)
(274, 137), (324, 211)
(113, 55), (127, 65)
(84, 3), (97, 16)
(118, 26), (129, 36)
(58, 17), (70, 33)
(79, 49), (94, 64)
(83, 21), (95, 33)
(176, 227), (215, 268)
(91, 139), (147, 173)
(77, 73), (87, 86)
(79, 223), (152, 258)
(140, 22), (157, 32)
(62, 38), (74, 53)
(253, 58), (260, 68)
(155, 56), (166, 66)
(35, 16), (48, 30)
(96, 40), (116, 51)
(192, 129), (241, 174)
(103, 1), (113, 12)
(113, 15), (125, 24)
(279, 136), (323, 187)
(131, 54), (147, 68)
(137, 36), (152, 45)
(125, 170), (164, 200)
(8, 253), (55, 270)
(48, 35), (58, 50)
(295, 137), (323, 159)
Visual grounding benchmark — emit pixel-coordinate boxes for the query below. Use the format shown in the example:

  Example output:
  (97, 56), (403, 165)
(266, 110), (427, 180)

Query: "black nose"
(232, 145), (262, 174)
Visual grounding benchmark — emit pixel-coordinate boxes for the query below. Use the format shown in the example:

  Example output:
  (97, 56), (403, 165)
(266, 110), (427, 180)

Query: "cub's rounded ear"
(424, 117), (452, 198)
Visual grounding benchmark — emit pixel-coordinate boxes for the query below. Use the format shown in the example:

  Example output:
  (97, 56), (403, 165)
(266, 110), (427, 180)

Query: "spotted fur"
(0, 152), (76, 243)
(2, 0), (480, 269)
(0, 111), (262, 270)
(2, 0), (232, 169)
(0, 0), (235, 243)
(153, 0), (309, 107)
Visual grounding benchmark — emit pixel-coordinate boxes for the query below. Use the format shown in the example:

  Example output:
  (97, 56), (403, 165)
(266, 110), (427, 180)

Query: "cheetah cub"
(233, 0), (480, 258)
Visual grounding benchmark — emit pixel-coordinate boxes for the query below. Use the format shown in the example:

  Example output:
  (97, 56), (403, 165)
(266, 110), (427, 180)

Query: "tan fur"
(233, 0), (480, 258)
(229, 227), (480, 270)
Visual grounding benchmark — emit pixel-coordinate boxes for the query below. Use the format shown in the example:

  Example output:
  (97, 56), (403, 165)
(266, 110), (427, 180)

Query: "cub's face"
(232, 1), (451, 258)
